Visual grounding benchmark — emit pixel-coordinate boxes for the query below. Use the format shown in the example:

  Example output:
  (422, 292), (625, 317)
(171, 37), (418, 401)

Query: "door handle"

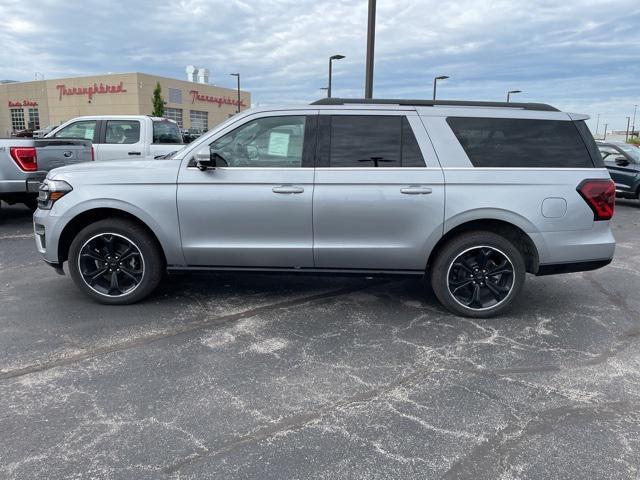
(400, 186), (432, 195)
(272, 185), (304, 194)
(128, 151), (142, 156)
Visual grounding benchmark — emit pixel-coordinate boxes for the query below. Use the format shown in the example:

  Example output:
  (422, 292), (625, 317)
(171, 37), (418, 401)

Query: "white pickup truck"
(46, 115), (183, 161)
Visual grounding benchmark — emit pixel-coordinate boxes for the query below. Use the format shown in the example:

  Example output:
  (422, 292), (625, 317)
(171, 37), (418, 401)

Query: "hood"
(48, 159), (181, 185)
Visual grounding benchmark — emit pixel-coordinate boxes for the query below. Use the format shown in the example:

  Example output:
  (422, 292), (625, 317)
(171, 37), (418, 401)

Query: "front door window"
(209, 116), (306, 168)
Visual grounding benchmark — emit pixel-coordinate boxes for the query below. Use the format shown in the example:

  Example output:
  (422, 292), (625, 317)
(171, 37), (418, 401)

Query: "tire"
(23, 197), (38, 212)
(430, 231), (526, 318)
(68, 218), (164, 305)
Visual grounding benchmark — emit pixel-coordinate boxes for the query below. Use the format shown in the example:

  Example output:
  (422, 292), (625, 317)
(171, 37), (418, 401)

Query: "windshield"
(619, 144), (640, 162)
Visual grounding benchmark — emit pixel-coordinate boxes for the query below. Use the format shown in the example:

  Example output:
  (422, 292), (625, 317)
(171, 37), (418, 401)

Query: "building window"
(28, 108), (40, 130)
(190, 110), (208, 132)
(164, 107), (183, 128)
(10, 108), (25, 131)
(168, 88), (182, 104)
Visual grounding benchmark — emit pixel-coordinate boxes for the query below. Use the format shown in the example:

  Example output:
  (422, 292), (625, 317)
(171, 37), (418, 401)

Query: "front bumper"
(33, 207), (65, 266)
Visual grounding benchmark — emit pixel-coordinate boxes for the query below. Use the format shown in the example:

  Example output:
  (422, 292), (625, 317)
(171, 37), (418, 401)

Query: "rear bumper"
(536, 259), (612, 276)
(530, 221), (615, 267)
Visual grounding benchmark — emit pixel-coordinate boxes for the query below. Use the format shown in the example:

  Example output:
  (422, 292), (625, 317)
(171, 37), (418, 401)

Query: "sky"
(0, 0), (638, 132)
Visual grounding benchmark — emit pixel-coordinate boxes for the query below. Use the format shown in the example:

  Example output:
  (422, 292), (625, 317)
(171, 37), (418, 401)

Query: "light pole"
(432, 75), (449, 100)
(230, 73), (241, 113)
(595, 114), (600, 136)
(364, 0), (376, 98)
(603, 123), (608, 141)
(328, 54), (345, 98)
(506, 90), (522, 102)
(632, 105), (638, 138)
(626, 116), (631, 142)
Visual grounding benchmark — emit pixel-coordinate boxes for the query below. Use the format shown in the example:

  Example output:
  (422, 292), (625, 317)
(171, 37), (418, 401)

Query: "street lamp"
(603, 123), (608, 141)
(432, 75), (449, 100)
(632, 105), (638, 138)
(328, 54), (345, 98)
(595, 114), (600, 136)
(229, 73), (241, 113)
(364, 0), (376, 98)
(506, 90), (522, 102)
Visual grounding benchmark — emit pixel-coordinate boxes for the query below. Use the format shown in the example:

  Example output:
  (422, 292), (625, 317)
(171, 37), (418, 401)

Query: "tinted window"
(329, 116), (425, 168)
(153, 120), (182, 144)
(401, 117), (425, 167)
(209, 116), (306, 168)
(105, 120), (140, 144)
(53, 120), (97, 140)
(574, 120), (603, 167)
(447, 117), (595, 168)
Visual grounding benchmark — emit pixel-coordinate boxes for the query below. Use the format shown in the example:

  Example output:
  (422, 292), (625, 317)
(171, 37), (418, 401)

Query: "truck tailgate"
(34, 139), (92, 171)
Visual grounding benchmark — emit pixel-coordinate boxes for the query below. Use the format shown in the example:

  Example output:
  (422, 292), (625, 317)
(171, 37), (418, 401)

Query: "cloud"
(0, 0), (638, 130)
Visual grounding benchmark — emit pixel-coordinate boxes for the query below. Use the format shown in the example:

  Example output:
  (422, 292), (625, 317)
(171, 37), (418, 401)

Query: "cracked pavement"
(1, 200), (639, 479)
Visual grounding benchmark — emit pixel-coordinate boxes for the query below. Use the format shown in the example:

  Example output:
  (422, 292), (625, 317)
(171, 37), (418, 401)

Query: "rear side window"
(328, 116), (425, 167)
(105, 120), (140, 144)
(153, 120), (183, 144)
(446, 117), (595, 168)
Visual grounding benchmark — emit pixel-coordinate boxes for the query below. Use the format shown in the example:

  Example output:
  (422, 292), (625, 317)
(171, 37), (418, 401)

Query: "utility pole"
(595, 114), (600, 136)
(364, 0), (376, 98)
(603, 123), (608, 141)
(230, 73), (241, 113)
(633, 105), (638, 138)
(626, 116), (631, 142)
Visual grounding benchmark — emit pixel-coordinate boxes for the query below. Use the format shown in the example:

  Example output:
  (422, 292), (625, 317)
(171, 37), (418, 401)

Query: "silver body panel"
(1, 139), (91, 194)
(34, 103), (615, 276)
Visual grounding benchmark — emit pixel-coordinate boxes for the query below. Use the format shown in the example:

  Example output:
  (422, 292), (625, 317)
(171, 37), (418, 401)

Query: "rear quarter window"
(153, 120), (183, 144)
(446, 117), (596, 168)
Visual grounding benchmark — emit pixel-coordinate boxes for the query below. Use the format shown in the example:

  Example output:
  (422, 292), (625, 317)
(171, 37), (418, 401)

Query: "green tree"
(151, 82), (165, 117)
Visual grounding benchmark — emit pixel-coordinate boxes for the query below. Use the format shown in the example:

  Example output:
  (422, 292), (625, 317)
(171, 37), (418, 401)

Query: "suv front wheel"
(68, 219), (164, 305)
(430, 231), (526, 318)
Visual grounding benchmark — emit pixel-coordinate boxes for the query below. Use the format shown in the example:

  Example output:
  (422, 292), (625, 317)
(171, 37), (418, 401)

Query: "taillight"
(91, 145), (95, 161)
(577, 179), (615, 221)
(9, 147), (38, 171)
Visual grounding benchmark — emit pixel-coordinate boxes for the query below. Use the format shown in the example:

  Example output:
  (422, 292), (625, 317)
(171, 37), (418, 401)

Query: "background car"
(597, 141), (640, 200)
(32, 125), (58, 138)
(12, 128), (34, 138)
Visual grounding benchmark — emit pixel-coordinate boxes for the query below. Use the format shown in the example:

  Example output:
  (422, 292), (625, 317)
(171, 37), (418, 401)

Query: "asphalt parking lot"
(1, 201), (639, 479)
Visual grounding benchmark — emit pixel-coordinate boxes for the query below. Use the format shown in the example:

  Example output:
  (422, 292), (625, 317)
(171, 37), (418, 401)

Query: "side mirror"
(195, 149), (214, 171)
(614, 156), (630, 167)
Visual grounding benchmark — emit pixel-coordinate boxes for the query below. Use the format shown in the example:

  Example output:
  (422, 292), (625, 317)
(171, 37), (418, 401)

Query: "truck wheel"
(430, 231), (525, 318)
(68, 219), (164, 305)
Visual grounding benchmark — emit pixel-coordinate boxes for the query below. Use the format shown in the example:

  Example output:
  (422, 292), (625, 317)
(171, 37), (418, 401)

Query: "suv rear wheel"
(430, 231), (525, 318)
(68, 219), (164, 305)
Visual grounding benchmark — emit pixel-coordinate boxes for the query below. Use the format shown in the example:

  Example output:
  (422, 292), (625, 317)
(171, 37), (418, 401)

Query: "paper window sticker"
(268, 132), (290, 157)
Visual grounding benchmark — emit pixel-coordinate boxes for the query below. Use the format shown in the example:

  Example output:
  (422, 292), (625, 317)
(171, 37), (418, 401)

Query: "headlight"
(38, 179), (73, 210)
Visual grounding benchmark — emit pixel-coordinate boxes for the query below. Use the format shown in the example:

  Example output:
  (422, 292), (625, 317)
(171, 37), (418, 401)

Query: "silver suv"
(33, 99), (615, 317)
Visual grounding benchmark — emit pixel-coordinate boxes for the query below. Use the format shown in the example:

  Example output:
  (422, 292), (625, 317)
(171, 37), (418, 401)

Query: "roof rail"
(311, 98), (559, 112)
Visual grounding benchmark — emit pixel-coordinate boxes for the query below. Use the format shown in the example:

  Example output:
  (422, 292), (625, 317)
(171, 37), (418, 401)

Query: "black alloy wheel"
(78, 233), (145, 297)
(447, 246), (514, 310)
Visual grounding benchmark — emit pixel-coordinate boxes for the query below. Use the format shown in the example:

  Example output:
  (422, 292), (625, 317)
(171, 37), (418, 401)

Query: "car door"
(177, 111), (317, 267)
(599, 144), (637, 194)
(313, 111), (445, 271)
(51, 119), (99, 143)
(94, 119), (145, 161)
